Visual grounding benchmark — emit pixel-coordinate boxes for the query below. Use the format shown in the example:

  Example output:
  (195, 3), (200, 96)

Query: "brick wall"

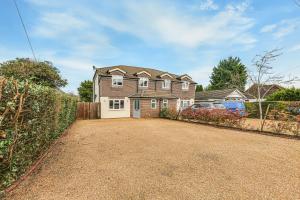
(130, 98), (177, 118)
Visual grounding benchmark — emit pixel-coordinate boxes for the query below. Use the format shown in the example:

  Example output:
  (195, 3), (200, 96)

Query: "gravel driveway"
(6, 119), (300, 200)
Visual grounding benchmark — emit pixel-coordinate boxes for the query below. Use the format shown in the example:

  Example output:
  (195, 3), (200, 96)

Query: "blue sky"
(1, 0), (300, 93)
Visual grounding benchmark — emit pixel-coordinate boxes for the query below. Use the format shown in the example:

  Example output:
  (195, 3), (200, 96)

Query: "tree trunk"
(257, 84), (263, 131)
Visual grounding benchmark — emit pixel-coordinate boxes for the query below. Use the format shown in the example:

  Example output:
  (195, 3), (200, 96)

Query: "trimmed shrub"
(159, 108), (179, 120)
(0, 78), (77, 190)
(180, 108), (245, 128)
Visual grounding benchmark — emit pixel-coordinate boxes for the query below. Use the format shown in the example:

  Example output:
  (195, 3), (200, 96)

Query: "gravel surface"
(6, 119), (300, 200)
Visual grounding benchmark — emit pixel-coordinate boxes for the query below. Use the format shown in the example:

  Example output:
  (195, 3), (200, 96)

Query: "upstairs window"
(109, 99), (125, 110)
(182, 81), (189, 90)
(139, 77), (149, 87)
(112, 75), (123, 87)
(162, 79), (171, 89)
(162, 99), (168, 108)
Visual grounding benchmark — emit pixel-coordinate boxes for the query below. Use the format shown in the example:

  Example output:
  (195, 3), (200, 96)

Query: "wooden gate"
(77, 102), (100, 120)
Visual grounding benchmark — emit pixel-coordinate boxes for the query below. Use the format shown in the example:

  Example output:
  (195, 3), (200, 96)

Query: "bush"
(266, 88), (300, 101)
(245, 101), (287, 118)
(245, 101), (300, 119)
(0, 77), (77, 190)
(180, 108), (245, 128)
(159, 108), (179, 119)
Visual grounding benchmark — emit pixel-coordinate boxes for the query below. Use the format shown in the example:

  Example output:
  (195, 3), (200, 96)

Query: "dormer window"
(162, 79), (171, 89)
(182, 81), (189, 90)
(112, 75), (123, 87)
(139, 77), (148, 87)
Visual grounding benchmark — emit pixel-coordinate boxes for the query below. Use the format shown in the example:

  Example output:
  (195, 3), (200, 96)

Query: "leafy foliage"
(244, 101), (300, 118)
(78, 80), (93, 102)
(0, 58), (67, 88)
(209, 57), (247, 91)
(266, 88), (300, 101)
(265, 109), (299, 135)
(180, 108), (245, 128)
(0, 77), (77, 190)
(195, 85), (204, 92)
(159, 108), (178, 119)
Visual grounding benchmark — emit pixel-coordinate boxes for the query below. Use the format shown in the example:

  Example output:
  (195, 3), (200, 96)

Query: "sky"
(0, 0), (300, 93)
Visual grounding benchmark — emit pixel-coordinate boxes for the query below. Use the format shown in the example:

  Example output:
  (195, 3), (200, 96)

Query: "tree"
(0, 58), (67, 88)
(209, 57), (247, 91)
(78, 80), (93, 102)
(195, 84), (204, 92)
(247, 49), (298, 131)
(266, 87), (300, 101)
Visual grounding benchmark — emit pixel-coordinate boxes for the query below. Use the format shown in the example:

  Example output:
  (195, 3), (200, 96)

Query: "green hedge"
(0, 78), (77, 190)
(245, 101), (300, 118)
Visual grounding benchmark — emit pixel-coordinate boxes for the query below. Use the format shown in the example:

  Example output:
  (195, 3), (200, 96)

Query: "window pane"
(120, 100), (124, 109)
(114, 100), (120, 109)
(109, 100), (113, 109)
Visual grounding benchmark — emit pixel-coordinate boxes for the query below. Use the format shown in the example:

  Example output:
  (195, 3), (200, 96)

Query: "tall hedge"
(245, 101), (300, 118)
(0, 77), (77, 190)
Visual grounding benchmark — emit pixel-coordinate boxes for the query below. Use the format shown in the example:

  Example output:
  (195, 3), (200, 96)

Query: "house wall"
(100, 97), (130, 118)
(130, 98), (177, 118)
(93, 75), (99, 102)
(176, 98), (195, 110)
(172, 81), (196, 99)
(100, 77), (137, 97)
(97, 72), (195, 118)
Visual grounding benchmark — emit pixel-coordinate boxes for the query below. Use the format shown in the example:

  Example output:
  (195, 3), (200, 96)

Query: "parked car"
(190, 102), (226, 110)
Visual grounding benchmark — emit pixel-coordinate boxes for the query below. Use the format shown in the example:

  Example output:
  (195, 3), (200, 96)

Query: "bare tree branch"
(246, 48), (299, 131)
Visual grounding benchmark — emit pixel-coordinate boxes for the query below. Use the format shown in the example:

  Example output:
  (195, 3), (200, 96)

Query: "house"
(245, 84), (283, 102)
(195, 88), (247, 103)
(93, 65), (196, 118)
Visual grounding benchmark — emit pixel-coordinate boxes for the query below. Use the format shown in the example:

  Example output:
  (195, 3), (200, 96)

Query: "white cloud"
(91, 1), (255, 48)
(261, 18), (300, 39)
(289, 44), (300, 52)
(34, 12), (88, 38)
(260, 24), (277, 33)
(187, 66), (213, 86)
(193, 0), (219, 11)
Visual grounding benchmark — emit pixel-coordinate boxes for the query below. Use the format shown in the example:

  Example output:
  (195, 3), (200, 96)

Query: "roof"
(245, 84), (284, 98)
(95, 65), (196, 83)
(129, 90), (178, 99)
(195, 88), (245, 100)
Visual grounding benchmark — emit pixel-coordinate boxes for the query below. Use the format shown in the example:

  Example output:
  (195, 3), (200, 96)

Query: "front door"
(133, 99), (141, 118)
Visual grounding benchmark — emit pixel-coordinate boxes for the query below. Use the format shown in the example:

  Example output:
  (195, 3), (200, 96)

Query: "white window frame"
(182, 81), (189, 90)
(112, 75), (123, 87)
(151, 99), (157, 109)
(180, 100), (190, 109)
(109, 99), (125, 110)
(139, 77), (149, 88)
(162, 79), (171, 89)
(162, 99), (168, 108)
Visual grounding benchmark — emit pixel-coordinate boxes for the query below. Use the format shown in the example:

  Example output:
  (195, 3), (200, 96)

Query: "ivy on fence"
(0, 77), (77, 190)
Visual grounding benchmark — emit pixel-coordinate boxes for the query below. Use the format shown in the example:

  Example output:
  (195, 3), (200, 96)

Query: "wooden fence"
(77, 102), (100, 120)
